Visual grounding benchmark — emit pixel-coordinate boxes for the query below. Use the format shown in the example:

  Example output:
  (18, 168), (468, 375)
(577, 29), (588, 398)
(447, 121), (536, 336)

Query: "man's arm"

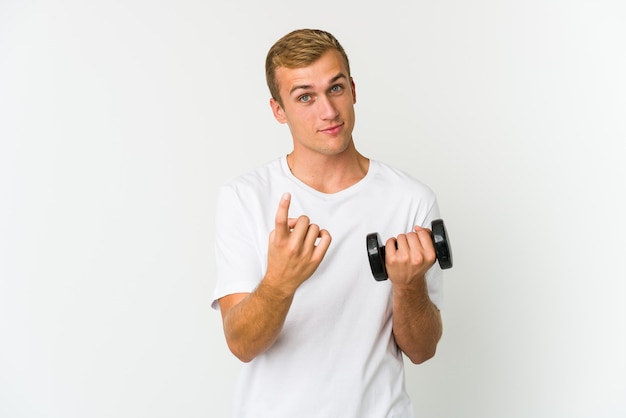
(218, 286), (294, 363)
(385, 226), (443, 364)
(218, 193), (331, 362)
(390, 276), (442, 364)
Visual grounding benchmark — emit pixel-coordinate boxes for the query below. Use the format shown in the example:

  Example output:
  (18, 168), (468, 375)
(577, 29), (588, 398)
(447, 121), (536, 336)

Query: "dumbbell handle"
(366, 219), (453, 281)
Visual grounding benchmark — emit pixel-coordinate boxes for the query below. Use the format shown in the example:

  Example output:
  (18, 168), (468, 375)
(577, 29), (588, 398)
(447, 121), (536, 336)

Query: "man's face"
(270, 50), (357, 158)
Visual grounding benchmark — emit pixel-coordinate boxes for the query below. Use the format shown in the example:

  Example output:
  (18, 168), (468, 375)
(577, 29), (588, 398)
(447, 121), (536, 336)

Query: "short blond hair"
(266, 29), (351, 106)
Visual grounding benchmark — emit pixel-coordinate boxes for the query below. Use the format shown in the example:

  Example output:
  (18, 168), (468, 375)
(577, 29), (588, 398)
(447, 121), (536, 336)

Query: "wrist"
(392, 275), (430, 300)
(258, 276), (297, 302)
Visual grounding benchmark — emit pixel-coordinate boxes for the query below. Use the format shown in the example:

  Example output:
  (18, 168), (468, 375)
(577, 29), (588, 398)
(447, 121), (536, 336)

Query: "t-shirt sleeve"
(211, 185), (265, 310)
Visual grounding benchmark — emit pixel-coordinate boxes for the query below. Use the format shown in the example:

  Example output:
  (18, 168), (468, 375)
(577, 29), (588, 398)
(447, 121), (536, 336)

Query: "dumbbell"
(366, 219), (453, 281)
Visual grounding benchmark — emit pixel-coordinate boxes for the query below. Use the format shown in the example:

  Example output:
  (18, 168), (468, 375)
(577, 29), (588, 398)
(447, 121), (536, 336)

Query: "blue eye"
(331, 85), (342, 93)
(299, 94), (311, 102)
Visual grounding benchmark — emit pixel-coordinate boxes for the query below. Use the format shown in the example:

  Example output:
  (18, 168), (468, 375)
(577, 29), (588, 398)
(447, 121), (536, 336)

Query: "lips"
(319, 123), (344, 134)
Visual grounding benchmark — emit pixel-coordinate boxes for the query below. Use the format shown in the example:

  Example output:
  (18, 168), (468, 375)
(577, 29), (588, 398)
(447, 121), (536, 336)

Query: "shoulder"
(368, 160), (436, 200)
(216, 157), (290, 215)
(218, 157), (289, 206)
(222, 157), (283, 191)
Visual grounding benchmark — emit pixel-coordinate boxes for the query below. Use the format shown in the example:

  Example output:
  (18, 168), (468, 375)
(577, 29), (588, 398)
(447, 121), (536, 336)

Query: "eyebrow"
(289, 73), (348, 96)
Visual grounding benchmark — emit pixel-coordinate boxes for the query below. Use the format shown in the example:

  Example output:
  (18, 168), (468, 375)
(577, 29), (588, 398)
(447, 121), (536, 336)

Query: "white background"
(1, 0), (625, 417)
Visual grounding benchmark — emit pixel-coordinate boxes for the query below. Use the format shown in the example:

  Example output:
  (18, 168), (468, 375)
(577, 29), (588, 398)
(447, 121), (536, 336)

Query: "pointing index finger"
(274, 192), (291, 237)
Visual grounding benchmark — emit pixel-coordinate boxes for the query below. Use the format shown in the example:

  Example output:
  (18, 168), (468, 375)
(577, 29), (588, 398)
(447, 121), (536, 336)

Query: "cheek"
(289, 110), (315, 128)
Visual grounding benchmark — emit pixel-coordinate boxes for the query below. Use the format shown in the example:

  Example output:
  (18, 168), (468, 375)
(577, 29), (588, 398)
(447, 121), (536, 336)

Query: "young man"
(212, 29), (444, 417)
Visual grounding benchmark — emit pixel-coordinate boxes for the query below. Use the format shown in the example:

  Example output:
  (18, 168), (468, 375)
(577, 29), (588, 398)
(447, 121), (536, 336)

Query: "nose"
(318, 95), (339, 120)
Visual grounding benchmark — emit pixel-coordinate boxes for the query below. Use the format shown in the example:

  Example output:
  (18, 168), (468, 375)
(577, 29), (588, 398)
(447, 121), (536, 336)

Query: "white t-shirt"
(212, 156), (443, 418)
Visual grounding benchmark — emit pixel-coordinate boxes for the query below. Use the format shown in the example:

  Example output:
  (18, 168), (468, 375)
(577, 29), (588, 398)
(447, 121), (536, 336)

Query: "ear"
(350, 77), (357, 104)
(270, 98), (287, 124)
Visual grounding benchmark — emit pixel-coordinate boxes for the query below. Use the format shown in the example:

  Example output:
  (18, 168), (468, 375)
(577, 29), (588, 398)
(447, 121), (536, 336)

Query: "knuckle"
(286, 242), (301, 256)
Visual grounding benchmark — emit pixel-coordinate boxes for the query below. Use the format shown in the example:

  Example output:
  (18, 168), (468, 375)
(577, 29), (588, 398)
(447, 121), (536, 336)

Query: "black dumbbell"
(366, 219), (453, 281)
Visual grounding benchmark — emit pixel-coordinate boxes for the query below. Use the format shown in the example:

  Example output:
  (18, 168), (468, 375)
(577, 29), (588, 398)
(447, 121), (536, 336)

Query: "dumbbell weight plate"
(431, 219), (453, 270)
(366, 232), (388, 281)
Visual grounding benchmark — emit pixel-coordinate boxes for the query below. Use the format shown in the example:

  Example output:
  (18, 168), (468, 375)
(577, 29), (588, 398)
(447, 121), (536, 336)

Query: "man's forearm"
(222, 280), (295, 363)
(391, 276), (443, 364)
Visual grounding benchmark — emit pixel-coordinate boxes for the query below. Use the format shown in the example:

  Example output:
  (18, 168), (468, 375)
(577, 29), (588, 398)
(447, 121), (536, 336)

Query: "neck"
(286, 145), (369, 194)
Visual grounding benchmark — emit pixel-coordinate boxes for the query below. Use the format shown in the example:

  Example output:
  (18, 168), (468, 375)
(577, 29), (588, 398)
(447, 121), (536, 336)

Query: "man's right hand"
(265, 192), (332, 295)
(218, 192), (331, 362)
